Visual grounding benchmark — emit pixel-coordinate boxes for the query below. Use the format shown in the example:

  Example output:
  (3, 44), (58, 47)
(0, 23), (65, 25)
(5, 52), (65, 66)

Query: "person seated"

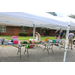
(35, 32), (40, 41)
(29, 32), (41, 42)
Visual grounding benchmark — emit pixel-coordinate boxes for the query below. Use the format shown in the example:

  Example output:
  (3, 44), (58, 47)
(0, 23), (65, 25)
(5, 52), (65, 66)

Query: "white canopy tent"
(0, 12), (68, 28)
(58, 16), (75, 30)
(0, 12), (75, 62)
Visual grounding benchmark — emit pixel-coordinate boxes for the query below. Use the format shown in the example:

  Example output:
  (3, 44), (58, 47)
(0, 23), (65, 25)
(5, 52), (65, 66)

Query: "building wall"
(26, 28), (33, 36)
(0, 26), (55, 36)
(0, 26), (22, 36)
(36, 28), (44, 36)
(36, 28), (55, 36)
(14, 27), (22, 36)
(49, 30), (56, 36)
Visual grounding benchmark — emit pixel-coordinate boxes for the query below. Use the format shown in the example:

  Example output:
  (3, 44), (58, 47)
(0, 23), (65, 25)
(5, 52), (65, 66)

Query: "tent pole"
(63, 25), (70, 62)
(33, 24), (35, 40)
(59, 28), (62, 39)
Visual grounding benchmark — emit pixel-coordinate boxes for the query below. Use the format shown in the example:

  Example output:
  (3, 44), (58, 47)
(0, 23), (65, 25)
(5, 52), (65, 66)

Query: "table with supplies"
(43, 39), (65, 54)
(0, 37), (65, 59)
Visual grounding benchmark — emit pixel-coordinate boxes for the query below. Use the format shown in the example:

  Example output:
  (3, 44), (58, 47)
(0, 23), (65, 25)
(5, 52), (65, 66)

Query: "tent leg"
(59, 28), (62, 39)
(63, 25), (70, 62)
(33, 24), (35, 40)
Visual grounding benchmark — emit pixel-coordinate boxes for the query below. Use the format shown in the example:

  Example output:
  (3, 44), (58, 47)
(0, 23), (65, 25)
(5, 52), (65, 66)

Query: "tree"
(47, 12), (57, 16)
(68, 14), (75, 19)
(68, 14), (75, 32)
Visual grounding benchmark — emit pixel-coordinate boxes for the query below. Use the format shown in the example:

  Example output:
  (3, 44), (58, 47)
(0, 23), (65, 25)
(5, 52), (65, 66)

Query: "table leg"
(43, 44), (46, 52)
(48, 44), (54, 54)
(17, 47), (21, 59)
(20, 47), (21, 59)
(17, 47), (20, 55)
(47, 45), (49, 54)
(43, 44), (50, 54)
(24, 48), (26, 54)
(60, 46), (62, 50)
(27, 49), (29, 58)
(24, 48), (29, 58)
(48, 44), (51, 49)
(60, 44), (65, 50)
(51, 44), (54, 54)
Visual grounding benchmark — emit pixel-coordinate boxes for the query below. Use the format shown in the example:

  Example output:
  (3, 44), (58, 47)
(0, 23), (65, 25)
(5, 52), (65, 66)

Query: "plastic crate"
(52, 40), (56, 43)
(12, 36), (19, 44)
(8, 42), (14, 45)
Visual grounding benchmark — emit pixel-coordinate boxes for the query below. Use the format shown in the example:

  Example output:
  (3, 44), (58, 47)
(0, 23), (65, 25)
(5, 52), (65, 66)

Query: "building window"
(22, 29), (26, 32)
(37, 27), (41, 34)
(22, 27), (26, 32)
(0, 26), (6, 32)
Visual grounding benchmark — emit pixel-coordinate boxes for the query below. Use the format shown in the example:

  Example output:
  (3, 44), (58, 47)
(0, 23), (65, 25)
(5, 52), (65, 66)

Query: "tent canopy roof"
(0, 12), (75, 30)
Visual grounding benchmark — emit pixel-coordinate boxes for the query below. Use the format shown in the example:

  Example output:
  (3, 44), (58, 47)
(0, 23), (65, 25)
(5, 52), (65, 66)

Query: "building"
(0, 23), (22, 36)
(0, 23), (56, 36)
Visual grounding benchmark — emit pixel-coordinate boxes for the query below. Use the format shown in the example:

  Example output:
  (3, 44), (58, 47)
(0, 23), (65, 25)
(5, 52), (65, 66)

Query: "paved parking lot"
(0, 45), (75, 62)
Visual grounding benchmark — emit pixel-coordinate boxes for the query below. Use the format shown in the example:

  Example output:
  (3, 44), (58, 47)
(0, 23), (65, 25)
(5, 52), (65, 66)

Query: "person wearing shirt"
(68, 31), (74, 49)
(29, 32), (40, 42)
(60, 30), (63, 39)
(55, 30), (59, 46)
(55, 30), (59, 39)
(35, 32), (40, 41)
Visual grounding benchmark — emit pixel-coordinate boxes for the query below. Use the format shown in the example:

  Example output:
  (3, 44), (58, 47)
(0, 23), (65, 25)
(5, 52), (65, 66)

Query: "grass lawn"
(0, 36), (56, 41)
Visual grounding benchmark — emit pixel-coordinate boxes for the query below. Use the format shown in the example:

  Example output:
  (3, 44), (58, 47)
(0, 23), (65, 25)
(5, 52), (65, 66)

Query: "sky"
(56, 12), (75, 17)
(25, 12), (75, 17)
(24, 12), (75, 18)
(25, 12), (56, 18)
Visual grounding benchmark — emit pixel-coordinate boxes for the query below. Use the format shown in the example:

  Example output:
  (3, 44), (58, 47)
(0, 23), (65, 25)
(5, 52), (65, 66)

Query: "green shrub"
(19, 32), (28, 36)
(19, 32), (24, 36)
(29, 33), (33, 36)
(23, 32), (28, 36)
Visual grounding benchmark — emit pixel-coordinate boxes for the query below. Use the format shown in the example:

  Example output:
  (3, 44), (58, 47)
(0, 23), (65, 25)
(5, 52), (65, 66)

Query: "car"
(73, 39), (75, 45)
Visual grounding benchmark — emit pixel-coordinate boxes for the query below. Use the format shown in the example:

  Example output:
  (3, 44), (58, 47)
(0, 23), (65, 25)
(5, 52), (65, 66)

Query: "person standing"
(55, 30), (59, 39)
(68, 31), (74, 49)
(60, 30), (63, 39)
(55, 30), (59, 46)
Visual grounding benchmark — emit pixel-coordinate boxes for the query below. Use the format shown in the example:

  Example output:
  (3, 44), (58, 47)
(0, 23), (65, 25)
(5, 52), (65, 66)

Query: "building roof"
(0, 23), (21, 27)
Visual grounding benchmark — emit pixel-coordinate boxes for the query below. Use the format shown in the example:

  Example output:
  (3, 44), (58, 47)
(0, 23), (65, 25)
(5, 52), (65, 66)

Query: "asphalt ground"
(0, 45), (75, 62)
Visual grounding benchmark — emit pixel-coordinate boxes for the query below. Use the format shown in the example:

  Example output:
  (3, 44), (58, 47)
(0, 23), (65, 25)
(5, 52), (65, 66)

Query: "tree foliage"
(68, 14), (75, 32)
(41, 27), (50, 31)
(47, 12), (57, 16)
(68, 14), (75, 19)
